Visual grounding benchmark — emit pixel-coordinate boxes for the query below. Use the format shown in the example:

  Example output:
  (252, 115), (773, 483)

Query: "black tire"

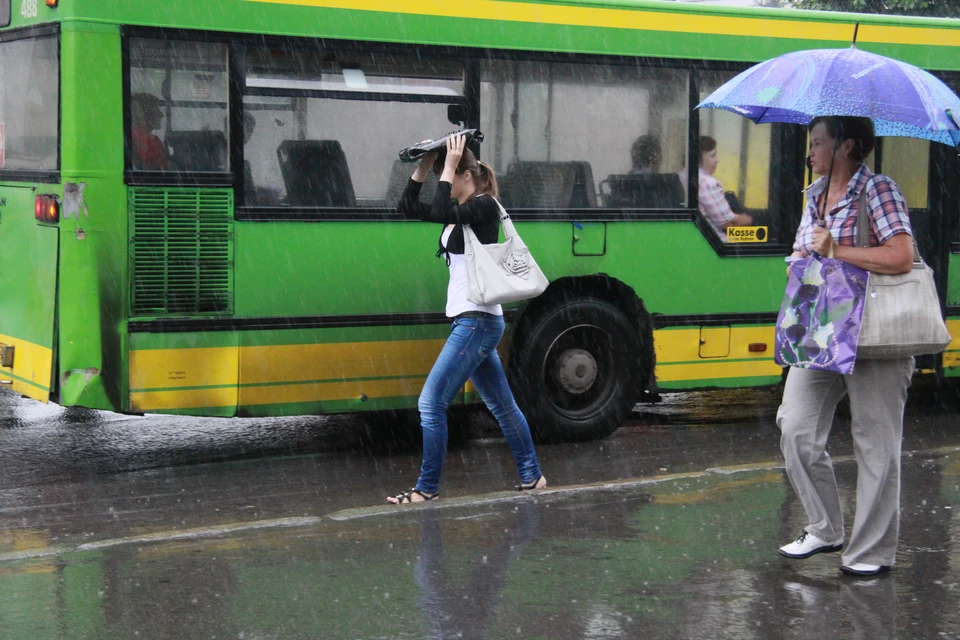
(509, 297), (648, 443)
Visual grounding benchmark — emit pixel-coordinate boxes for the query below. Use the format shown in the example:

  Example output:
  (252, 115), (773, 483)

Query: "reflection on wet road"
(2, 383), (960, 639)
(1, 453), (958, 639)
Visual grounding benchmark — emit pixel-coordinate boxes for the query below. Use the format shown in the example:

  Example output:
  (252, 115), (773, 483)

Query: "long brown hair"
(434, 148), (499, 199)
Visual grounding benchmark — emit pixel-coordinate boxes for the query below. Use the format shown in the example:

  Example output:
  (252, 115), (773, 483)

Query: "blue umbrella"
(697, 43), (960, 147)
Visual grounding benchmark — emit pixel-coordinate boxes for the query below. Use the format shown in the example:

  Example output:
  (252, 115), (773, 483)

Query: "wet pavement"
(1, 382), (960, 639)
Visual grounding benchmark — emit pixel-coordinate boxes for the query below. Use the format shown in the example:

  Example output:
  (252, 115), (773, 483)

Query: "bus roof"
(5, 0), (960, 69)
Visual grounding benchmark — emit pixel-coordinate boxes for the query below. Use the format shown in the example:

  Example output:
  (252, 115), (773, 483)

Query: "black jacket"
(397, 179), (500, 260)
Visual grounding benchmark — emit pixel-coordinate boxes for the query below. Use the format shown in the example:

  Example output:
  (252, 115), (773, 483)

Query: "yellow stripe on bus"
(130, 346), (240, 391)
(656, 359), (783, 383)
(129, 328), (785, 410)
(940, 319), (960, 369)
(240, 339), (443, 384)
(0, 333), (53, 403)
(248, 0), (960, 48)
(129, 339), (446, 411)
(130, 387), (240, 413)
(239, 376), (427, 406)
(654, 326), (776, 364)
(129, 346), (239, 412)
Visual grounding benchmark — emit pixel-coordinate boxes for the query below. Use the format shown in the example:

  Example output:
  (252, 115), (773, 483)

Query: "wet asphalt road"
(1, 382), (960, 639)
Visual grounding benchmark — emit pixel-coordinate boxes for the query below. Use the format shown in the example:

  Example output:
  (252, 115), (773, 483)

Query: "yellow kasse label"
(727, 226), (768, 243)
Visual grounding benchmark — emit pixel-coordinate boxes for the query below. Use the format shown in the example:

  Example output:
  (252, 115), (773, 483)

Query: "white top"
(441, 225), (503, 318)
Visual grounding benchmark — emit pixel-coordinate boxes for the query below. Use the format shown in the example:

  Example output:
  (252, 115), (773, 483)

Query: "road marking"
(74, 516), (324, 551)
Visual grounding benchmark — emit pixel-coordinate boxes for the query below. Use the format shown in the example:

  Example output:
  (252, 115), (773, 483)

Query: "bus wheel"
(510, 297), (645, 443)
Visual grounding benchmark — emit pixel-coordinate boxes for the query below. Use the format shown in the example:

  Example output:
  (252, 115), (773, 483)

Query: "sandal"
(518, 475), (547, 491)
(387, 488), (439, 505)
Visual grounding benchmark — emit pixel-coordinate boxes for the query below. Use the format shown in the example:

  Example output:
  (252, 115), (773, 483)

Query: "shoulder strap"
(858, 178), (921, 264)
(856, 188), (870, 249)
(495, 199), (518, 240)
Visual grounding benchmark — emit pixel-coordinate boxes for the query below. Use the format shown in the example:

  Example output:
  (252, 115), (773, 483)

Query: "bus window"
(699, 71), (772, 214)
(881, 137), (929, 210)
(128, 38), (229, 173)
(0, 36), (58, 173)
(243, 48), (464, 208)
(480, 59), (689, 210)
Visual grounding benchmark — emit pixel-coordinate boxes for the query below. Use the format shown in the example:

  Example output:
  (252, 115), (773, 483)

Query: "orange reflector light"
(35, 195), (59, 223)
(748, 343), (768, 353)
(46, 0), (57, 6)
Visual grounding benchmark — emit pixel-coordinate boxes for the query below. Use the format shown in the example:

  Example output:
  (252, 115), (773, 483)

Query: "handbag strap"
(856, 180), (921, 265)
(495, 199), (518, 240)
(462, 198), (517, 244)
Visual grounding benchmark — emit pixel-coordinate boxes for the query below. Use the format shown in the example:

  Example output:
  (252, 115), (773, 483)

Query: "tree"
(793, 0), (960, 17)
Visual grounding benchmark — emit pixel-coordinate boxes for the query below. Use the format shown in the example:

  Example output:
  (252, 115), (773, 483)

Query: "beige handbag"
(855, 187), (951, 359)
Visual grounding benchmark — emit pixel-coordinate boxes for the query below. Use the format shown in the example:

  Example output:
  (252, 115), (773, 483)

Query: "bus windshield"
(0, 34), (58, 173)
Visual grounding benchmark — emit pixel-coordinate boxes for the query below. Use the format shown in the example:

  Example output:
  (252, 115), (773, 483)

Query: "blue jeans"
(416, 314), (541, 495)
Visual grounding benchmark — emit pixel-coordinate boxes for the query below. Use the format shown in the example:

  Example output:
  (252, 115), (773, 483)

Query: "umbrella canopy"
(697, 46), (960, 147)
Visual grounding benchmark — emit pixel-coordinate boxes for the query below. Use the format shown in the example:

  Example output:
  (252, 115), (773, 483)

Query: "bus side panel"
(55, 23), (127, 411)
(128, 331), (239, 417)
(0, 185), (58, 402)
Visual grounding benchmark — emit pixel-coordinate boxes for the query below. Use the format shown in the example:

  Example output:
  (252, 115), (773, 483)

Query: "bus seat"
(384, 159), (439, 208)
(166, 130), (228, 172)
(599, 173), (685, 209)
(277, 140), (357, 207)
(499, 161), (597, 209)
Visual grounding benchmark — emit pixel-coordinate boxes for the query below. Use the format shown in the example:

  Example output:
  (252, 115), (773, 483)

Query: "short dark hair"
(631, 135), (661, 170)
(699, 135), (717, 164)
(808, 116), (875, 163)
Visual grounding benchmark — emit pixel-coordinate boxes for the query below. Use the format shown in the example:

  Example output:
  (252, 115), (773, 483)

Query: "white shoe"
(840, 563), (890, 576)
(779, 529), (843, 559)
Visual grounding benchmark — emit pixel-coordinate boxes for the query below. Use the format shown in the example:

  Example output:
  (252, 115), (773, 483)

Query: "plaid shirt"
(793, 165), (912, 252)
(699, 168), (735, 242)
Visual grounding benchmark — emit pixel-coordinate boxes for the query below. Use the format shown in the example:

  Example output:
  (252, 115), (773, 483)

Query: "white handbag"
(462, 200), (549, 305)
(855, 188), (951, 359)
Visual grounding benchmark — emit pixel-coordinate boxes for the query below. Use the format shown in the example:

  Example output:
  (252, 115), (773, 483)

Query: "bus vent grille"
(129, 188), (234, 317)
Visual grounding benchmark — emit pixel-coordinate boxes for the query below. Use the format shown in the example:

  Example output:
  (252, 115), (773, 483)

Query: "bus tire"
(509, 297), (645, 443)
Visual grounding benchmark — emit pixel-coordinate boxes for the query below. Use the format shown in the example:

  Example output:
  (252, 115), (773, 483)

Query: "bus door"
(0, 184), (59, 402)
(929, 137), (960, 374)
(0, 33), (61, 403)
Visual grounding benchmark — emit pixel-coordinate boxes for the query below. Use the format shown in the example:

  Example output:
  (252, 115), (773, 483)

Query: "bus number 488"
(20, 0), (38, 19)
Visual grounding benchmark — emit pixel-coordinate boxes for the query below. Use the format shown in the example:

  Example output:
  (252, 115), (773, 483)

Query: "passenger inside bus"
(629, 134), (661, 174)
(243, 112), (259, 203)
(598, 135), (684, 208)
(698, 135), (752, 241)
(130, 92), (171, 171)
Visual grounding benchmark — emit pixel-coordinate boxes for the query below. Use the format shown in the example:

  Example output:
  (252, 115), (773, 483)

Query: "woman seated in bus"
(698, 136), (752, 241)
(629, 134), (661, 174)
(130, 92), (171, 171)
(389, 133), (546, 504)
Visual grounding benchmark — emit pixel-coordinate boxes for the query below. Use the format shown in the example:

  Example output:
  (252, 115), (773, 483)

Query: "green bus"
(0, 0), (958, 441)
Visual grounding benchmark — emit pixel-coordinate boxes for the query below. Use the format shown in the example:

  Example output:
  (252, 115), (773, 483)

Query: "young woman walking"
(389, 134), (546, 504)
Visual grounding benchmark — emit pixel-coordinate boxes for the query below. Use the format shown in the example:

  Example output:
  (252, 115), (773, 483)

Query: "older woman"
(777, 116), (915, 577)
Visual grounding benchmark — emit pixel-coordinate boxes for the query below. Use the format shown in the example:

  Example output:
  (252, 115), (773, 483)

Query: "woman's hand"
(811, 226), (834, 257)
(444, 134), (465, 172)
(439, 134), (466, 185)
(412, 150), (438, 183)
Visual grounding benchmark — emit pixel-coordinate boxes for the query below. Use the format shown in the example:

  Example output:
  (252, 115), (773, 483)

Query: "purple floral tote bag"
(775, 256), (868, 375)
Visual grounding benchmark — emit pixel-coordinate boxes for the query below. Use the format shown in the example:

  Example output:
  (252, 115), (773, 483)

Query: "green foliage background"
(792, 0), (960, 18)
